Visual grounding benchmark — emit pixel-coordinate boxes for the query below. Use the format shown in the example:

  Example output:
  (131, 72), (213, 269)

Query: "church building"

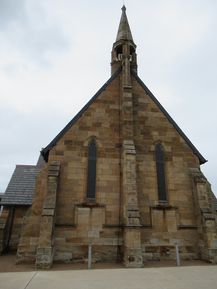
(0, 6), (217, 269)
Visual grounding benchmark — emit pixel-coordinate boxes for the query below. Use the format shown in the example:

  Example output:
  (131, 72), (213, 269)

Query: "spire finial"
(116, 4), (133, 42)
(122, 5), (126, 12)
(111, 4), (137, 75)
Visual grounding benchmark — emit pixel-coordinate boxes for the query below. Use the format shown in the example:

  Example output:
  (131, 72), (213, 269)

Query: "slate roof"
(0, 165), (41, 206)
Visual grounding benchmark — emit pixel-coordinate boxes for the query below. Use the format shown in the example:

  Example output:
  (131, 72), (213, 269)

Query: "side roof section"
(1, 165), (41, 206)
(41, 68), (122, 161)
(132, 71), (207, 165)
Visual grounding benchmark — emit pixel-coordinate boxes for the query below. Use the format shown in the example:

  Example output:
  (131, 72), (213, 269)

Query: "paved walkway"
(0, 266), (217, 289)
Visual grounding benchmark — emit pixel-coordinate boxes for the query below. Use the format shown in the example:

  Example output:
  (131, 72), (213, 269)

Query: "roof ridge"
(16, 165), (37, 167)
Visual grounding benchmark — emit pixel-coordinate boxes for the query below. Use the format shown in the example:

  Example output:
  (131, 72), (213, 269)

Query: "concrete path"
(0, 266), (217, 289)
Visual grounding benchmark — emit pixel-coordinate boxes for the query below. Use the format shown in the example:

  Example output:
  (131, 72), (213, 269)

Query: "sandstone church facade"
(1, 6), (217, 268)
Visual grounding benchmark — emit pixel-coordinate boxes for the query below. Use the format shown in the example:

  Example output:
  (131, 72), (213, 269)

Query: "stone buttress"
(36, 161), (61, 269)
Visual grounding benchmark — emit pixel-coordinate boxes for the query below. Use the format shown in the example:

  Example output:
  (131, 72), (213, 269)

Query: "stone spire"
(116, 6), (134, 42)
(111, 6), (137, 75)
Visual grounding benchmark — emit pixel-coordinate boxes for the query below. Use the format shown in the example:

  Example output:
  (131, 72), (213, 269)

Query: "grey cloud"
(17, 25), (69, 66)
(0, 0), (27, 28)
(0, 105), (68, 191)
(0, 0), (69, 66)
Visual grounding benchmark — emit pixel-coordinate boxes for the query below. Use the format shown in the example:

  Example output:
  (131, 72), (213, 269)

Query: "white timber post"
(88, 242), (92, 269)
(175, 243), (180, 266)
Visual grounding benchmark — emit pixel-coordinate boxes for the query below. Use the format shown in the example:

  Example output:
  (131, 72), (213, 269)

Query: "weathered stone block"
(36, 246), (54, 269)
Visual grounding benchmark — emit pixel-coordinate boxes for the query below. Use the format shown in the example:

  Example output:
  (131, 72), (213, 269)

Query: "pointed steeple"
(111, 6), (137, 75)
(116, 6), (134, 42)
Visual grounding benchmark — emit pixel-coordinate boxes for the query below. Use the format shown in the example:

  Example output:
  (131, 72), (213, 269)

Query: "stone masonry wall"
(9, 207), (28, 251)
(0, 207), (27, 254)
(17, 166), (48, 263)
(0, 207), (10, 253)
(132, 77), (202, 261)
(18, 75), (123, 265)
(17, 72), (217, 266)
(48, 75), (122, 264)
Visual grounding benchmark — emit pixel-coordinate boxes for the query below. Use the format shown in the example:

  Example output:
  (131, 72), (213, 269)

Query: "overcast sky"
(0, 0), (216, 196)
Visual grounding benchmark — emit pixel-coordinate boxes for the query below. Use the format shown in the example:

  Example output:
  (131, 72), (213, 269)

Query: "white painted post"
(175, 244), (180, 266)
(88, 243), (92, 269)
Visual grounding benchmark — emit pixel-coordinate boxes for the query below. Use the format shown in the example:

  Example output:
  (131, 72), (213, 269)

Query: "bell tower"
(111, 5), (138, 75)
(112, 6), (143, 267)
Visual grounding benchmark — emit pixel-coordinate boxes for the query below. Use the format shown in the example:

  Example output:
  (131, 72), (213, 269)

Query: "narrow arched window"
(155, 143), (167, 202)
(86, 138), (97, 200)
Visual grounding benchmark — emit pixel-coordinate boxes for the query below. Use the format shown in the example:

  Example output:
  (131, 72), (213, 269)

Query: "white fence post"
(88, 243), (92, 269)
(175, 243), (180, 266)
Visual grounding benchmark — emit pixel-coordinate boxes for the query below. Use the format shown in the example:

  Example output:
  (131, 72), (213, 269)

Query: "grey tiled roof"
(0, 165), (41, 206)
(0, 193), (4, 203)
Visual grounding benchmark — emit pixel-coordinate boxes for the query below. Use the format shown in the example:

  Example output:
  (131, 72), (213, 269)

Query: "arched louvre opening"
(86, 138), (97, 200)
(155, 143), (167, 202)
